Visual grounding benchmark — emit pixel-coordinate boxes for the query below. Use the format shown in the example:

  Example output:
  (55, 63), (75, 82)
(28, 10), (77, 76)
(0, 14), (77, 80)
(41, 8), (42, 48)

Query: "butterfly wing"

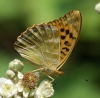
(48, 10), (82, 70)
(14, 10), (82, 72)
(14, 23), (60, 70)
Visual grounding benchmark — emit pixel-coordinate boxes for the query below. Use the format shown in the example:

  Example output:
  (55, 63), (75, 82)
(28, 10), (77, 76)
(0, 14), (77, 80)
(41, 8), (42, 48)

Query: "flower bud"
(95, 3), (100, 14)
(6, 70), (15, 79)
(9, 59), (24, 73)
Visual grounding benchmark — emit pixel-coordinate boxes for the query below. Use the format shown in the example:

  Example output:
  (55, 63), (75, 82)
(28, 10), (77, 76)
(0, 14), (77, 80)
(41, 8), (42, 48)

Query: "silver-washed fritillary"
(14, 10), (82, 81)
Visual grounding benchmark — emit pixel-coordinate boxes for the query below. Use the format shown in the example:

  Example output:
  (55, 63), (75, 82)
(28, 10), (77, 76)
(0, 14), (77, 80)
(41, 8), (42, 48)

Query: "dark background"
(0, 0), (100, 98)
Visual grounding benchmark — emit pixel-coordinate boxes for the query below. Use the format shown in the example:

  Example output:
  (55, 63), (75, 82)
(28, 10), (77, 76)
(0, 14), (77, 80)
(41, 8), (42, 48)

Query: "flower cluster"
(0, 59), (54, 98)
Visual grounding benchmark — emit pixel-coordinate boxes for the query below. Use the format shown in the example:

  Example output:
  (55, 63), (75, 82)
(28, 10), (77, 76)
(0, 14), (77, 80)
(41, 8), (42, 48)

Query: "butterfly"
(14, 10), (82, 81)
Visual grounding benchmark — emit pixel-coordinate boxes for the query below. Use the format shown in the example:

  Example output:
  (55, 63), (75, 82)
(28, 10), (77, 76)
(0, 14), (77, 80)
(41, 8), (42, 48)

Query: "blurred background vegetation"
(0, 0), (100, 98)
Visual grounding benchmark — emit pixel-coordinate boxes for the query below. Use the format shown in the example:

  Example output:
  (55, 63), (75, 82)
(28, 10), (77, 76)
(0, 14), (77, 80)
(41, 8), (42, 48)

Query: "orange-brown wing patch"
(48, 10), (82, 70)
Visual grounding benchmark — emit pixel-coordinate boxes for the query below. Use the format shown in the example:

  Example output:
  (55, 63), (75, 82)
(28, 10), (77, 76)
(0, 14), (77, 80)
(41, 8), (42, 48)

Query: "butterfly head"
(55, 70), (64, 76)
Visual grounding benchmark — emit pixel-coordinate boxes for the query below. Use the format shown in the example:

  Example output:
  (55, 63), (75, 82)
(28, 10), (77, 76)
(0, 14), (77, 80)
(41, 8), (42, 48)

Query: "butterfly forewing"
(14, 10), (82, 75)
(48, 10), (82, 70)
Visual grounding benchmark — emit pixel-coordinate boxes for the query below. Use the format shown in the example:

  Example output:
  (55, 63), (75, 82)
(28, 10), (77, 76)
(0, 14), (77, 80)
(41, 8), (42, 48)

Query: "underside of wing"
(14, 23), (60, 70)
(48, 10), (82, 70)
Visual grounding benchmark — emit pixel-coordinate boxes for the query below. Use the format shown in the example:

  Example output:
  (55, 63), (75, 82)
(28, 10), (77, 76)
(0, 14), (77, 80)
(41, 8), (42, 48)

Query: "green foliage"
(0, 0), (100, 98)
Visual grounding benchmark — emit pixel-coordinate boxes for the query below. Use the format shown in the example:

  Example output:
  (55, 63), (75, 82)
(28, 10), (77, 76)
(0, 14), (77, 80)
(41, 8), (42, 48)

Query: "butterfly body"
(14, 10), (82, 77)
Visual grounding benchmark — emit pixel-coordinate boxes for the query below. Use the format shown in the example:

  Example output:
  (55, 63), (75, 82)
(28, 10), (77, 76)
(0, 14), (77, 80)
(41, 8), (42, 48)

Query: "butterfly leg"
(31, 68), (54, 82)
(46, 75), (54, 83)
(31, 68), (44, 73)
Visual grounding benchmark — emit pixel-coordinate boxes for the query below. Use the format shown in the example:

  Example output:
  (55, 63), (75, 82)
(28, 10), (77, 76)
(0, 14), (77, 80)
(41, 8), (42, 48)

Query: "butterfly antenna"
(62, 67), (88, 82)
(64, 66), (82, 71)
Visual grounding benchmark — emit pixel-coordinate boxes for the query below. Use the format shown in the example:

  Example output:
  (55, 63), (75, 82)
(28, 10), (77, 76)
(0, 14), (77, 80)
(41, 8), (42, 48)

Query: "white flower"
(14, 95), (22, 98)
(18, 71), (23, 79)
(17, 72), (30, 98)
(95, 2), (100, 14)
(29, 89), (35, 97)
(16, 71), (39, 98)
(16, 80), (31, 98)
(9, 59), (24, 73)
(0, 96), (2, 98)
(34, 80), (54, 98)
(0, 78), (7, 87)
(0, 78), (17, 98)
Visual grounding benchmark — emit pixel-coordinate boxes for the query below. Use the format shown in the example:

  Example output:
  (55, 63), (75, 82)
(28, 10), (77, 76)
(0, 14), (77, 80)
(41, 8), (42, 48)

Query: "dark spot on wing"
(61, 35), (66, 39)
(61, 51), (66, 56)
(62, 47), (69, 52)
(66, 30), (69, 35)
(64, 41), (71, 46)
(33, 27), (38, 32)
(69, 33), (73, 38)
(60, 28), (64, 32)
(69, 33), (76, 39)
(39, 25), (45, 31)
